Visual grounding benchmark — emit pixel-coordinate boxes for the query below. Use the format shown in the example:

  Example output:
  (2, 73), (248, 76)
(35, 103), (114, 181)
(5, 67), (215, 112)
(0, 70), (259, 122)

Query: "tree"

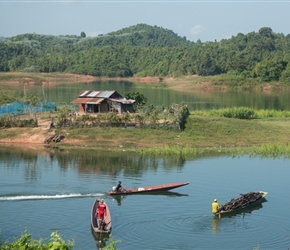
(259, 27), (273, 38)
(280, 62), (290, 84)
(0, 89), (18, 105)
(80, 31), (86, 38)
(124, 91), (148, 110)
(254, 58), (287, 81)
(24, 94), (42, 126)
(170, 103), (190, 131)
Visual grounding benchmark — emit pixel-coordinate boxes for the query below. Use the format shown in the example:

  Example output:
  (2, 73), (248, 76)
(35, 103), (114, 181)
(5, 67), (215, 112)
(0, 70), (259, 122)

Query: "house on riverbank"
(71, 90), (135, 114)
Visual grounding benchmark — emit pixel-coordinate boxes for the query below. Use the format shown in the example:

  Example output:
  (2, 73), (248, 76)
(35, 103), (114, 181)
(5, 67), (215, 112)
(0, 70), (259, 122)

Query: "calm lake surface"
(1, 80), (290, 249)
(20, 80), (290, 110)
(0, 146), (290, 250)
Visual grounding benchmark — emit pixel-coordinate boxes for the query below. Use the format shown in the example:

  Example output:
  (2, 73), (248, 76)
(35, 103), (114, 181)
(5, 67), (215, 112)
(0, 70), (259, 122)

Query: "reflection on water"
(91, 227), (111, 250)
(211, 199), (267, 235)
(212, 216), (220, 235)
(219, 198), (267, 218)
(111, 190), (189, 206)
(1, 146), (290, 250)
(0, 146), (192, 180)
(8, 80), (290, 111)
(0, 144), (231, 181)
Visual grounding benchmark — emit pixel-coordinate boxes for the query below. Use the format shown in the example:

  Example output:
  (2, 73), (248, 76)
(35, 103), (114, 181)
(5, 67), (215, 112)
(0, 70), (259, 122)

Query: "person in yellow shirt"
(212, 198), (220, 217)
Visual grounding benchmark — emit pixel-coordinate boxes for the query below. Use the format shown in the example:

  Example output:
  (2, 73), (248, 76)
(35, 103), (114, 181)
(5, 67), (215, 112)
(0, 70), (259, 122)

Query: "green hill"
(1, 24), (290, 85)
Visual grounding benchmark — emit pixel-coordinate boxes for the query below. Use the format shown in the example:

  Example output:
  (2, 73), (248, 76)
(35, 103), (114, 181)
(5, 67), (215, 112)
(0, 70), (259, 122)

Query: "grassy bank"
(1, 72), (290, 158)
(0, 112), (286, 158)
(60, 114), (290, 156)
(62, 115), (284, 148)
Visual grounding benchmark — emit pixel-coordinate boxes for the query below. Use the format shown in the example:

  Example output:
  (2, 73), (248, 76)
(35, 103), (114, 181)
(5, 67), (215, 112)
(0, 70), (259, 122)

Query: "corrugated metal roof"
(110, 98), (135, 104)
(71, 98), (94, 104)
(87, 98), (105, 104)
(77, 90), (117, 98)
(79, 90), (90, 97)
(71, 97), (106, 104)
(87, 91), (100, 97)
(98, 90), (115, 98)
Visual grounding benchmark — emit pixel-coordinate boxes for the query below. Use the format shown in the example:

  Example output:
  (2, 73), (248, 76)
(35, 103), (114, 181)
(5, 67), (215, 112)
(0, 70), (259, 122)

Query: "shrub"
(0, 231), (74, 250)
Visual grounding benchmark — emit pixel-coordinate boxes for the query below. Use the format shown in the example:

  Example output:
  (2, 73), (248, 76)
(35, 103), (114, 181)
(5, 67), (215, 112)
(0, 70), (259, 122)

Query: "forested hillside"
(1, 23), (290, 84)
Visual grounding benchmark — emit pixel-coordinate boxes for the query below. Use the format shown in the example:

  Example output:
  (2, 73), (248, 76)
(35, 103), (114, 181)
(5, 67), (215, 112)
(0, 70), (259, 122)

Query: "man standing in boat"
(212, 198), (220, 217)
(96, 199), (107, 230)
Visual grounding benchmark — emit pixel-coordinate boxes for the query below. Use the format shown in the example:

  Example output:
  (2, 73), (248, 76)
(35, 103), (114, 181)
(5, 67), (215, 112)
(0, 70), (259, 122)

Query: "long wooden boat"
(218, 191), (268, 215)
(91, 198), (111, 234)
(107, 182), (189, 195)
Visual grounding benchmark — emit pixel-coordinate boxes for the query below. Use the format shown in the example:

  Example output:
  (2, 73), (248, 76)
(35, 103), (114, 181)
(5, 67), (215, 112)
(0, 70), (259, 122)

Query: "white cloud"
(190, 25), (205, 36)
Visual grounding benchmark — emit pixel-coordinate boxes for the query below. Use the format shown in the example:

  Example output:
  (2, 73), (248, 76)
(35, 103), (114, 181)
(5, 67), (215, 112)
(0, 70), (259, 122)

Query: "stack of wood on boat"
(220, 192), (263, 212)
(44, 134), (64, 144)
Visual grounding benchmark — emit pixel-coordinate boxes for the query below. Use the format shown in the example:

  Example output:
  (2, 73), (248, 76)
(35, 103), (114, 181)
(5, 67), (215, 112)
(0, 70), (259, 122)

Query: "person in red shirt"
(96, 199), (107, 229)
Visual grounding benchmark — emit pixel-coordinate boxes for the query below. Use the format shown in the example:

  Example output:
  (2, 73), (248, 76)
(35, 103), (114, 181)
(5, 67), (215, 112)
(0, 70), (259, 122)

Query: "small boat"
(218, 191), (268, 215)
(91, 198), (111, 234)
(107, 182), (189, 195)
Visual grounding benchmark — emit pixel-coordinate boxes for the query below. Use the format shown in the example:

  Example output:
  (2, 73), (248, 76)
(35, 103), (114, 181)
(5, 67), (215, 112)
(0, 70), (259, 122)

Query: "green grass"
(2, 107), (290, 158)
(56, 113), (290, 158)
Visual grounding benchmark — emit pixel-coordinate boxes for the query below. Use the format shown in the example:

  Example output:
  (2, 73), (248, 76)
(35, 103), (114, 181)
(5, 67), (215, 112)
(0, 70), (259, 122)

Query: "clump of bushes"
(201, 107), (290, 120)
(0, 231), (74, 250)
(207, 107), (255, 119)
(0, 115), (37, 128)
(221, 107), (255, 119)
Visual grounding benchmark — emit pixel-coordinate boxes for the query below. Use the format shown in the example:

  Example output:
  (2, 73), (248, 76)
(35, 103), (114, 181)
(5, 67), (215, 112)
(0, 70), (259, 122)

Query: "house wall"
(100, 103), (109, 112)
(78, 101), (134, 114)
(121, 104), (135, 113)
(80, 104), (85, 113)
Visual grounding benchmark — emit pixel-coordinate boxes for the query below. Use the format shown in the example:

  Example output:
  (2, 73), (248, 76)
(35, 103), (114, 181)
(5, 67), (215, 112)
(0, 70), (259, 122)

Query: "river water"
(1, 80), (290, 249)
(19, 80), (290, 110)
(0, 146), (289, 250)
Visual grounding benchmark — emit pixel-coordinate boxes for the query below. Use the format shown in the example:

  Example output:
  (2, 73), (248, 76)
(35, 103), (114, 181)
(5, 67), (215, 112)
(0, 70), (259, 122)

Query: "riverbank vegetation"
(0, 230), (119, 250)
(1, 24), (290, 87)
(0, 231), (74, 250)
(1, 107), (290, 158)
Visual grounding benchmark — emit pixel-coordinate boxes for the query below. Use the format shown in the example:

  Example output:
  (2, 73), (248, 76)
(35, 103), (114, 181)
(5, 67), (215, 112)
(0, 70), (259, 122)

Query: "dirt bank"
(0, 72), (206, 92)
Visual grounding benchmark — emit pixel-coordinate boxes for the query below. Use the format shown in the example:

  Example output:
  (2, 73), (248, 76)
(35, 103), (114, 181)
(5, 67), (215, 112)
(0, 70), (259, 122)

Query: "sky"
(1, 0), (290, 42)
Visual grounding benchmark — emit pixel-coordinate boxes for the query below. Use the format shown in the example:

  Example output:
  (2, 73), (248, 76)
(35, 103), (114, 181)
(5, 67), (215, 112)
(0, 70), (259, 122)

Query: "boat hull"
(107, 182), (189, 195)
(218, 191), (268, 215)
(91, 198), (111, 234)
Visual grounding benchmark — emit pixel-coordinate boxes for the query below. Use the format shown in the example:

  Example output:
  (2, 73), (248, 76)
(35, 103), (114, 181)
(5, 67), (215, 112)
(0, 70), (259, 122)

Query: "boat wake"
(0, 193), (104, 201)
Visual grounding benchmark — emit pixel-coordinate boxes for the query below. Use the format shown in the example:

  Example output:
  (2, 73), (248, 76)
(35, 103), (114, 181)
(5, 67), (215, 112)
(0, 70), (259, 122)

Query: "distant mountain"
(3, 33), (80, 50)
(106, 23), (191, 47)
(4, 24), (192, 51)
(73, 23), (192, 49)
(0, 36), (4, 41)
(2, 24), (290, 82)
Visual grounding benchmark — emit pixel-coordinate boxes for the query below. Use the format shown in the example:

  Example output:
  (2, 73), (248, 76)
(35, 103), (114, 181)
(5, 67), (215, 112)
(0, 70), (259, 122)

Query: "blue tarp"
(0, 102), (56, 115)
